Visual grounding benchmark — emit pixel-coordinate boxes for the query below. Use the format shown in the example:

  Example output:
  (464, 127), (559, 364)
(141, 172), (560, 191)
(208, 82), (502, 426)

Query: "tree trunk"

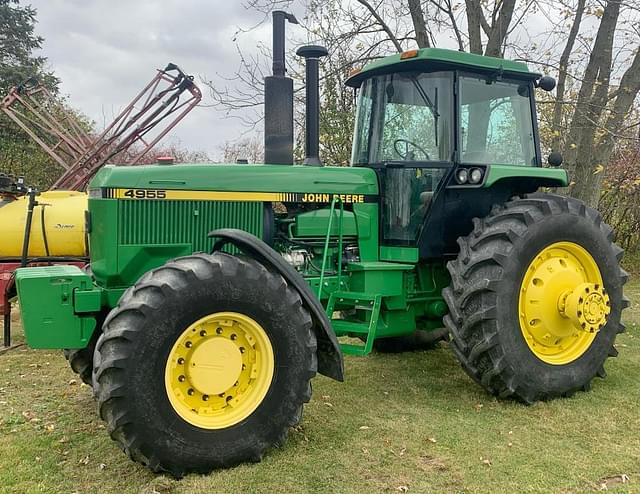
(574, 47), (640, 205)
(408, 0), (430, 48)
(464, 0), (483, 54)
(550, 0), (586, 152)
(483, 0), (516, 57)
(563, 0), (621, 187)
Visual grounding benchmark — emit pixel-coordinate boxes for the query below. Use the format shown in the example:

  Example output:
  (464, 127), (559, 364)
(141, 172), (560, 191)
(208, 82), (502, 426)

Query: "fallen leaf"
(598, 474), (629, 491)
(390, 447), (407, 457)
(419, 455), (448, 471)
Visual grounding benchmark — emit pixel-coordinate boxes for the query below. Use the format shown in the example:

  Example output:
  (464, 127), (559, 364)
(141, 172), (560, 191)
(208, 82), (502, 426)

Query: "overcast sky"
(31, 1), (292, 158)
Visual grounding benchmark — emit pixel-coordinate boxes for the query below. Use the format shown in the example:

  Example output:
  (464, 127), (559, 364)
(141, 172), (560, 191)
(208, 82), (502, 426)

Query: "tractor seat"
(419, 191), (434, 209)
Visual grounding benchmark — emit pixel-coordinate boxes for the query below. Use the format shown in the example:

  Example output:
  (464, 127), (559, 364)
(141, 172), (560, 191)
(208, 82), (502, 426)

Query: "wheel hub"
(518, 242), (608, 365)
(562, 282), (610, 332)
(165, 312), (274, 429)
(187, 338), (243, 395)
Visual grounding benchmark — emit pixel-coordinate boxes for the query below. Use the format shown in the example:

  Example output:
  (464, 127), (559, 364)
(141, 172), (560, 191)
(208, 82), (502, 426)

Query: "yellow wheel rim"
(518, 242), (610, 365)
(165, 312), (274, 429)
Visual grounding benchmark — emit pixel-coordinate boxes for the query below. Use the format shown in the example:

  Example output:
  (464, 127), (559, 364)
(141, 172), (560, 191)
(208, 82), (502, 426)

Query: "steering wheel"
(393, 138), (430, 160)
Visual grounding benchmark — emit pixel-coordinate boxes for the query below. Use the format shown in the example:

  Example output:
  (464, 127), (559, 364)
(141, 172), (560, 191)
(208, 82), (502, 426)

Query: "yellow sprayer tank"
(0, 191), (88, 257)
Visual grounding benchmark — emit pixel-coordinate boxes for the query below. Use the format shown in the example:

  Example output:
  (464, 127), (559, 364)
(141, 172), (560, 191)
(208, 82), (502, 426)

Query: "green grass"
(1, 279), (638, 494)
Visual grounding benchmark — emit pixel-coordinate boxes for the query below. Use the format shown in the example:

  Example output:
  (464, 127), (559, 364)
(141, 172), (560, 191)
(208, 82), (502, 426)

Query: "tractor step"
(326, 291), (382, 356)
(337, 343), (370, 357)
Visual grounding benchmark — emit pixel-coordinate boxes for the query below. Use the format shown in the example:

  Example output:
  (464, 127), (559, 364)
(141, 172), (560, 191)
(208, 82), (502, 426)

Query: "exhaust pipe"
(296, 45), (328, 166)
(264, 11), (298, 165)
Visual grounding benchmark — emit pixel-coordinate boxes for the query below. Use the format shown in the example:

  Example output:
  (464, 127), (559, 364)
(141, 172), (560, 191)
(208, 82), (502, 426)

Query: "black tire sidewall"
(111, 257), (314, 471)
(497, 209), (623, 394)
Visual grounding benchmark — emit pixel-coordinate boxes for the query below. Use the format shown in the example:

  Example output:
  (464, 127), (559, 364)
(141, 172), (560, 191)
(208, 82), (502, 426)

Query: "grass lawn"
(0, 277), (638, 494)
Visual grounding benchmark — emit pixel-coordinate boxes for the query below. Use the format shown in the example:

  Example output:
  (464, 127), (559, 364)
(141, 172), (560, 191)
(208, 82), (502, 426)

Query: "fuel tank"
(0, 191), (88, 257)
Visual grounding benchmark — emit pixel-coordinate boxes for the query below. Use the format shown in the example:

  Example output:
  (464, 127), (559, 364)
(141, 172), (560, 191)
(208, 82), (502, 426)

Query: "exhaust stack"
(296, 45), (328, 166)
(264, 10), (298, 165)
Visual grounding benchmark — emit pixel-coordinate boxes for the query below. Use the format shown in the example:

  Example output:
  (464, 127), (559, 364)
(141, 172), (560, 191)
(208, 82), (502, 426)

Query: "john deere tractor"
(11, 11), (628, 476)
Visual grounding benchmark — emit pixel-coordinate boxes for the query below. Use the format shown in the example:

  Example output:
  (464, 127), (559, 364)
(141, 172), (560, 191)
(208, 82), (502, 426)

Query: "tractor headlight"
(455, 168), (468, 184)
(469, 168), (483, 184)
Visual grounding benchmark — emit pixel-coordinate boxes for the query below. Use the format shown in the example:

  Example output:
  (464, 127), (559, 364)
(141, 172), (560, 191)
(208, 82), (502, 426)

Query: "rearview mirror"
(548, 151), (563, 167)
(537, 76), (556, 92)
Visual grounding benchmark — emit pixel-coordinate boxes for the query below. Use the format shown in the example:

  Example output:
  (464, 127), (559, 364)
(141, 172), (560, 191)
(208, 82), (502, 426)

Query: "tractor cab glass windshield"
(459, 75), (537, 166)
(351, 72), (453, 165)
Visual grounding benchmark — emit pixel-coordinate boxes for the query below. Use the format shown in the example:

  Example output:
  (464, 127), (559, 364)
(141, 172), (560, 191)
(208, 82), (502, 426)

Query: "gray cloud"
(31, 0), (279, 158)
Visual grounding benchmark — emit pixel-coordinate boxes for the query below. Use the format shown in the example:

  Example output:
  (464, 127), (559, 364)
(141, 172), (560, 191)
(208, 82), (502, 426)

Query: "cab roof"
(345, 47), (540, 88)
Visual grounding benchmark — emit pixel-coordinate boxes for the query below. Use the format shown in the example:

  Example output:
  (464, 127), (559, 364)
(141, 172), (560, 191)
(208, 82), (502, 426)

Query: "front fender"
(209, 228), (344, 382)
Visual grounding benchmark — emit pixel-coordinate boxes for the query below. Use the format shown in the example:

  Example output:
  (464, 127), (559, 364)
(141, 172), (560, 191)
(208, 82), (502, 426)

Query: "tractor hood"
(89, 163), (380, 197)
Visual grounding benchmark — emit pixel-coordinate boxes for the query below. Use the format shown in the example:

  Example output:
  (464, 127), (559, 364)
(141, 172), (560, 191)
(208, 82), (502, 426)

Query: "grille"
(118, 200), (264, 252)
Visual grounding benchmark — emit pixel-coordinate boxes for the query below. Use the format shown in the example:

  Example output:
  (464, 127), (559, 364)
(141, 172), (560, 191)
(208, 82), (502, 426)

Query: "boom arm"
(1, 64), (202, 191)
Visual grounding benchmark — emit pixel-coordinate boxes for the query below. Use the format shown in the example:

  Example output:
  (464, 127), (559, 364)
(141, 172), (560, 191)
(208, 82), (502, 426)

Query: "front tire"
(63, 311), (106, 386)
(93, 252), (317, 476)
(443, 193), (629, 403)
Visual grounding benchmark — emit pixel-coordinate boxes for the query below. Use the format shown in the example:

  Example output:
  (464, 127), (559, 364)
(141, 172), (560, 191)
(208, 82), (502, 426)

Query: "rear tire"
(443, 193), (629, 403)
(93, 252), (317, 476)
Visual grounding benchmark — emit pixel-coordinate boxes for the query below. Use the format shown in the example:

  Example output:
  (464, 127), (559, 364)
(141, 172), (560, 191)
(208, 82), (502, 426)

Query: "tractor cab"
(346, 48), (548, 254)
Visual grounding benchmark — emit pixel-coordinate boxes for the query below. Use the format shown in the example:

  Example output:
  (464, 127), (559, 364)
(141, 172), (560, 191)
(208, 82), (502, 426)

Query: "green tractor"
(12, 11), (628, 476)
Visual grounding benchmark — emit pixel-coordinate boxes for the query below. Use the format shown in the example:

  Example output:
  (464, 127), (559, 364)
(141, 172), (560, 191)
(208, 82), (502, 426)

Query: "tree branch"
(355, 0), (404, 52)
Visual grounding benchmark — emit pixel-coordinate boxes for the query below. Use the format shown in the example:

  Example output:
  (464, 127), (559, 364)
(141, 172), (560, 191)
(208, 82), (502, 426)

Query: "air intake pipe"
(296, 45), (328, 166)
(264, 11), (298, 165)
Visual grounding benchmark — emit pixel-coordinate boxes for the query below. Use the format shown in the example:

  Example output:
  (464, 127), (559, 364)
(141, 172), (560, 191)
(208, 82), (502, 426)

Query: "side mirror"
(548, 151), (563, 167)
(537, 75), (556, 92)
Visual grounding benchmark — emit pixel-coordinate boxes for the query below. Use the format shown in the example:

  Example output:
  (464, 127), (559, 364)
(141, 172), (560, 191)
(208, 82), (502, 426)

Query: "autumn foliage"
(598, 145), (640, 250)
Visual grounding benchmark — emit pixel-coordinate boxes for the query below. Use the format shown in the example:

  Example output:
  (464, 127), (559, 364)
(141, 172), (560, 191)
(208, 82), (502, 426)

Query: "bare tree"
(550, 0), (586, 152)
(204, 0), (640, 205)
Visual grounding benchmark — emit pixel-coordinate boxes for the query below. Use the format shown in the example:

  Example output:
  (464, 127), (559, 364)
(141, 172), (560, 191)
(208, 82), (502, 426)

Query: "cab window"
(459, 75), (537, 166)
(352, 72), (453, 165)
